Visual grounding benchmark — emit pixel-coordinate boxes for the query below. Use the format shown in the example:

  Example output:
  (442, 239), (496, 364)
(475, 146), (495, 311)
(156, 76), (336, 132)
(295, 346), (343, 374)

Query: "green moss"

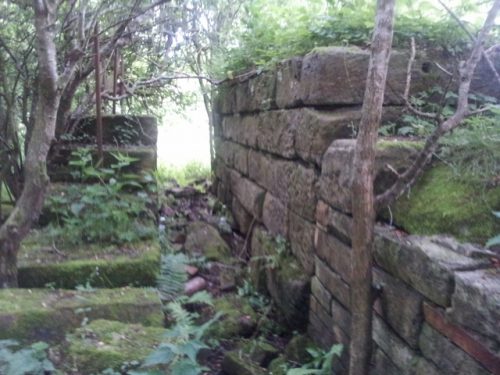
(386, 165), (500, 244)
(376, 139), (424, 152)
(205, 295), (257, 340)
(268, 356), (288, 375)
(67, 319), (164, 374)
(0, 288), (163, 342)
(284, 335), (314, 364)
(18, 244), (159, 289)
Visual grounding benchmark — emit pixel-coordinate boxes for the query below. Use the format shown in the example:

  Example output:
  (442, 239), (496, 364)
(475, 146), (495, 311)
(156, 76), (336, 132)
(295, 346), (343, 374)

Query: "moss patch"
(385, 164), (500, 245)
(206, 295), (258, 340)
(0, 287), (163, 343)
(18, 239), (159, 289)
(67, 319), (164, 374)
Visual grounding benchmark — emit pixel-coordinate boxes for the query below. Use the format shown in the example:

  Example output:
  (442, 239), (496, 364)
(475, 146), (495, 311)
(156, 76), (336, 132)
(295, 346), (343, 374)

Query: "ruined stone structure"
(213, 47), (500, 374)
(48, 115), (158, 182)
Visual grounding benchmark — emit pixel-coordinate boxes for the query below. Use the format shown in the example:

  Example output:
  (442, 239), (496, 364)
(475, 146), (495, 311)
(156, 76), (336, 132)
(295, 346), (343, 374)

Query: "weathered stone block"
(220, 83), (237, 114)
(222, 114), (260, 147)
(232, 197), (253, 235)
(276, 57), (303, 108)
(288, 212), (316, 274)
(315, 228), (351, 284)
(373, 316), (441, 375)
(311, 277), (331, 313)
(299, 47), (435, 106)
(371, 347), (402, 375)
(448, 268), (500, 344)
(373, 268), (424, 348)
(308, 311), (335, 349)
(291, 107), (360, 165)
(316, 201), (353, 245)
(262, 192), (288, 237)
(248, 151), (318, 221)
(419, 323), (489, 375)
(230, 170), (265, 219)
(319, 139), (420, 213)
(374, 232), (490, 306)
(184, 221), (231, 261)
(235, 71), (276, 113)
(266, 254), (310, 329)
(257, 110), (296, 159)
(315, 256), (350, 310)
(310, 294), (332, 328)
(331, 297), (351, 338)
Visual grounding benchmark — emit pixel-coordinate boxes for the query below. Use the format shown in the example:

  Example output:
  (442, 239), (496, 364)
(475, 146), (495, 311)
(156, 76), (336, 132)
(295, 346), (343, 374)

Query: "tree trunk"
(348, 0), (395, 374)
(0, 0), (60, 288)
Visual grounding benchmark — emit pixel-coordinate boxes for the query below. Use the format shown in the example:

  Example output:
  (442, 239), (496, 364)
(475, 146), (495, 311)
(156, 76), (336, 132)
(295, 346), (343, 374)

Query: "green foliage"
(46, 149), (156, 246)
(221, 0), (481, 74)
(0, 340), (56, 375)
(156, 161), (211, 188)
(126, 293), (221, 375)
(157, 252), (188, 302)
(287, 344), (343, 375)
(439, 108), (500, 184)
(486, 211), (500, 248)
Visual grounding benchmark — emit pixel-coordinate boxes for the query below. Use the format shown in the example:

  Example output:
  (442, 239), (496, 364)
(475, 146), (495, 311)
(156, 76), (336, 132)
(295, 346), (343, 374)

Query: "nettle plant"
(47, 148), (156, 246)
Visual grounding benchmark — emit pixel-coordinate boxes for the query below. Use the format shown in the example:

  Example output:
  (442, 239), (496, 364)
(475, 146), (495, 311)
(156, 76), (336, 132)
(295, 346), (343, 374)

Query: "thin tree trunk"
(0, 0), (60, 287)
(348, 0), (395, 374)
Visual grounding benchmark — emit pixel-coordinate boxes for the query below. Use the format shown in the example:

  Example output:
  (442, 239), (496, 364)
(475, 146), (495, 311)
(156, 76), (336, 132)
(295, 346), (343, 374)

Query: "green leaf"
(70, 203), (85, 216)
(170, 359), (202, 375)
(486, 235), (500, 248)
(142, 344), (174, 367)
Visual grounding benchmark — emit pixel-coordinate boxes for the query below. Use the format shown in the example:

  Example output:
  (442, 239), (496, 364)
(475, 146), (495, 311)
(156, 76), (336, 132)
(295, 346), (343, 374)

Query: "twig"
(240, 217), (256, 259)
(403, 37), (416, 101)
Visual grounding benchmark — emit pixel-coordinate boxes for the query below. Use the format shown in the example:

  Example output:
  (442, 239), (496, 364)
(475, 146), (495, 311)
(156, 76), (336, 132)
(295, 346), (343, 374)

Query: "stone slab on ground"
(0, 287), (163, 343)
(184, 221), (231, 261)
(67, 319), (164, 374)
(19, 234), (160, 289)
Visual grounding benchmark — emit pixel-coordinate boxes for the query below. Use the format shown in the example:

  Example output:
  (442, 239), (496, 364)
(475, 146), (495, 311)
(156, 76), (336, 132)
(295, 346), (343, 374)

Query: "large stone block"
(315, 256), (350, 310)
(371, 347), (401, 375)
(315, 228), (351, 284)
(235, 71), (276, 113)
(373, 316), (442, 375)
(266, 254), (311, 329)
(331, 297), (351, 338)
(262, 192), (288, 237)
(308, 311), (336, 350)
(316, 201), (353, 245)
(232, 197), (253, 235)
(222, 114), (260, 148)
(230, 170), (265, 219)
(374, 232), (490, 306)
(218, 141), (249, 175)
(299, 47), (436, 106)
(291, 107), (360, 165)
(419, 323), (489, 375)
(319, 139), (421, 213)
(248, 151), (318, 221)
(288, 212), (316, 274)
(257, 110), (296, 158)
(309, 294), (332, 328)
(275, 57), (303, 108)
(220, 83), (238, 114)
(448, 268), (500, 344)
(311, 277), (331, 313)
(373, 268), (424, 348)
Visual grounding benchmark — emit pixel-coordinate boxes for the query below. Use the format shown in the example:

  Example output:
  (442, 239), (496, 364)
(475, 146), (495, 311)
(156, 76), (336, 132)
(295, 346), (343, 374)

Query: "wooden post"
(93, 22), (103, 162)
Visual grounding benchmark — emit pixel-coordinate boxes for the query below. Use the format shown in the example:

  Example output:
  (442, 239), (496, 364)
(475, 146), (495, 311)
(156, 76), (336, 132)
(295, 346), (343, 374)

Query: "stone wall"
(213, 46), (500, 374)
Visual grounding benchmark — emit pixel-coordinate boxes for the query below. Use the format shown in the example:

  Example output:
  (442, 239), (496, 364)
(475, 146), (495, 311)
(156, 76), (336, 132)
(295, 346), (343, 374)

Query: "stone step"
(0, 287), (163, 343)
(18, 238), (159, 289)
(66, 319), (164, 374)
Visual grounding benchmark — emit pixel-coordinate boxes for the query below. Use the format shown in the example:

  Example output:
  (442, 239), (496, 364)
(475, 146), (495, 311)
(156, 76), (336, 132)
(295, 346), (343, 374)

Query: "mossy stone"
(67, 319), (164, 374)
(386, 165), (500, 245)
(18, 243), (160, 289)
(240, 339), (280, 366)
(284, 335), (314, 364)
(205, 295), (258, 340)
(268, 356), (288, 375)
(0, 287), (163, 343)
(184, 221), (231, 261)
(221, 351), (267, 375)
